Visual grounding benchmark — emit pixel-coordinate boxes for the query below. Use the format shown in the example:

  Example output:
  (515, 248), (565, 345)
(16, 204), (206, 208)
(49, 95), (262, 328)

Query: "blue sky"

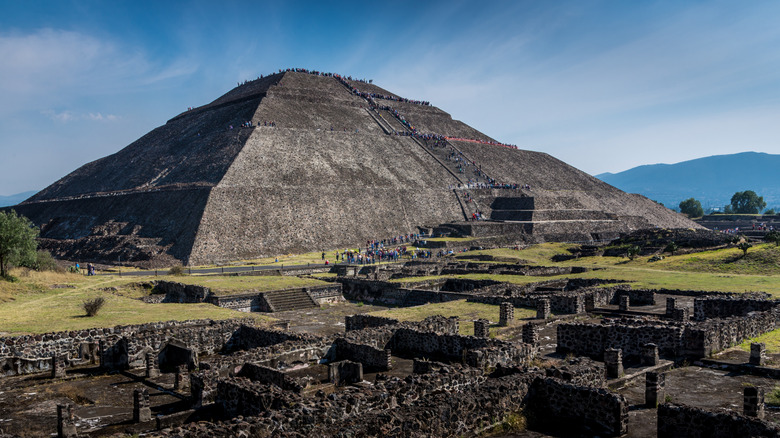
(2, 0), (780, 195)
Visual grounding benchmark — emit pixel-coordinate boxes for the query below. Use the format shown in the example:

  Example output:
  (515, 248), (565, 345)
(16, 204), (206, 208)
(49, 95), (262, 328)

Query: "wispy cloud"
(0, 28), (196, 115)
(41, 110), (119, 122)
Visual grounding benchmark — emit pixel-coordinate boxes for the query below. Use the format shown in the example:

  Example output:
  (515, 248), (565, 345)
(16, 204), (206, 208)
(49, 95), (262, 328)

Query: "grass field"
(456, 244), (575, 265)
(392, 243), (780, 295)
(166, 275), (330, 295)
(0, 269), (275, 335)
(739, 329), (780, 354)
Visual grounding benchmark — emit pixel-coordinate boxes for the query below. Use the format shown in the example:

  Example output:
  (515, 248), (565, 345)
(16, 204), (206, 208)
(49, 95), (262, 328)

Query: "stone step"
(264, 289), (318, 312)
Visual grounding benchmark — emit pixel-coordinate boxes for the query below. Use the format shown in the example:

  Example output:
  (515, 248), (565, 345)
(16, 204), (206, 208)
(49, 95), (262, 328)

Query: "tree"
(626, 245), (641, 261)
(664, 241), (679, 256)
(737, 241), (752, 256)
(730, 190), (767, 214)
(0, 210), (39, 278)
(765, 209), (776, 215)
(678, 198), (704, 218)
(765, 231), (780, 247)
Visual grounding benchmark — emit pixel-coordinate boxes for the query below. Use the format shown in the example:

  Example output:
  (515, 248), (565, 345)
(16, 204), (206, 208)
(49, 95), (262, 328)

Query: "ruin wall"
(657, 403), (780, 438)
(693, 297), (779, 321)
(529, 377), (628, 437)
(0, 318), (251, 377)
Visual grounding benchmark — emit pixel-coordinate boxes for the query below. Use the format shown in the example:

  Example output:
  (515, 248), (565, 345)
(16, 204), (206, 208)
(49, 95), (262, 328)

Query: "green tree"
(678, 198), (704, 218)
(765, 209), (776, 215)
(664, 241), (679, 256)
(730, 190), (767, 214)
(626, 245), (641, 261)
(737, 241), (752, 256)
(0, 210), (39, 278)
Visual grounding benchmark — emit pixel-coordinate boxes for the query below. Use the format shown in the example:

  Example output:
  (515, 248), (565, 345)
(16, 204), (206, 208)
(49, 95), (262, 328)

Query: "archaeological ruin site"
(2, 69), (780, 437)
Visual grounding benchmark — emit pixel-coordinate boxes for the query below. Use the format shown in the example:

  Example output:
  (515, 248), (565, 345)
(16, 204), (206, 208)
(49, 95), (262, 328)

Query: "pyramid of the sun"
(13, 70), (698, 266)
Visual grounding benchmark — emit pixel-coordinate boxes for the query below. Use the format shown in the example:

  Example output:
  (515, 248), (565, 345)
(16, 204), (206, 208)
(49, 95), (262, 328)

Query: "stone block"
(474, 319), (490, 338)
(145, 351), (160, 378)
(133, 388), (152, 422)
(52, 354), (66, 379)
(499, 302), (514, 326)
(522, 323), (539, 346)
(641, 343), (659, 366)
(645, 371), (665, 408)
(57, 404), (78, 438)
(604, 348), (623, 379)
(744, 386), (765, 419)
(665, 297), (676, 317)
(750, 343), (766, 366)
(537, 299), (551, 320)
(619, 295), (630, 312)
(328, 360), (363, 386)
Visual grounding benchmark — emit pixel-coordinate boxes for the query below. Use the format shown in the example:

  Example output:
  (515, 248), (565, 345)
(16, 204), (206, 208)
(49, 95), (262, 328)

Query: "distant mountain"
(0, 191), (36, 208)
(596, 152), (780, 211)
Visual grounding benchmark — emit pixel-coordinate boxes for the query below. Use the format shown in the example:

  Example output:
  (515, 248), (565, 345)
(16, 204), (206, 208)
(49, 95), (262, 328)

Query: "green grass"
(368, 299), (536, 335)
(651, 244), (780, 276)
(0, 270), (274, 335)
(456, 243), (575, 265)
(392, 245), (780, 295)
(164, 275), (330, 295)
(739, 329), (780, 354)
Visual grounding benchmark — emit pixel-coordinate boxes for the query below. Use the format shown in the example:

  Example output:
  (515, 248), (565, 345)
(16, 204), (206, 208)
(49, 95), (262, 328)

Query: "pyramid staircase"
(263, 288), (318, 312)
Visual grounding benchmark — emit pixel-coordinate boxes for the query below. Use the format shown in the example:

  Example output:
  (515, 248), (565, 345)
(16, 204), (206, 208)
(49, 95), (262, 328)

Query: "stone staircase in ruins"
(263, 288), (318, 312)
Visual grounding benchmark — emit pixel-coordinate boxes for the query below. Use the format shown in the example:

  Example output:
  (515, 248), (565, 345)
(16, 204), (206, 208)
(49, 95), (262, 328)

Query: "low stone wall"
(147, 281), (211, 303)
(344, 314), (399, 331)
(333, 338), (391, 371)
(657, 403), (780, 438)
(237, 363), (310, 393)
(557, 321), (684, 360)
(693, 297), (778, 321)
(192, 339), (330, 407)
(559, 307), (780, 360)
(306, 284), (344, 304)
(209, 294), (269, 312)
(217, 377), (294, 418)
(529, 377), (628, 437)
(225, 325), (316, 352)
(391, 328), (531, 366)
(0, 319), (252, 377)
(468, 293), (584, 314)
(692, 307), (780, 356)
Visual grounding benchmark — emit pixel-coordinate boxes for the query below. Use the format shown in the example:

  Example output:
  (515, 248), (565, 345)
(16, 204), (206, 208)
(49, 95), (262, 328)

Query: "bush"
(18, 250), (63, 272)
(83, 297), (106, 317)
(737, 241), (752, 256)
(168, 265), (186, 276)
(626, 245), (641, 260)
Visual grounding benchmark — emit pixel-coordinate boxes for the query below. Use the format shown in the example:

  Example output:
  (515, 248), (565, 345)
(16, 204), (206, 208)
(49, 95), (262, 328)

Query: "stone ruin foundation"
(3, 263), (780, 437)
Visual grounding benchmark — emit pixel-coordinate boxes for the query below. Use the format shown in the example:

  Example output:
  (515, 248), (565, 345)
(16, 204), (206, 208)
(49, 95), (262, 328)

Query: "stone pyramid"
(13, 69), (698, 266)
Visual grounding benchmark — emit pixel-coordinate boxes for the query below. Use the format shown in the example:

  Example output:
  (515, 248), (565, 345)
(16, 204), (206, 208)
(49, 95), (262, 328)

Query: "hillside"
(596, 152), (780, 210)
(0, 191), (36, 208)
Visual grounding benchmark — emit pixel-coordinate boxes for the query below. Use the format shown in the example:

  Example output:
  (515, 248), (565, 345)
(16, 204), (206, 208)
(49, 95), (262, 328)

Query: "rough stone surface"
(10, 70), (700, 266)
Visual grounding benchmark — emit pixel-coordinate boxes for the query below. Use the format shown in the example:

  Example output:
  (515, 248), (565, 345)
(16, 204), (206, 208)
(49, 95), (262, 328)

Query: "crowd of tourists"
(445, 137), (518, 149)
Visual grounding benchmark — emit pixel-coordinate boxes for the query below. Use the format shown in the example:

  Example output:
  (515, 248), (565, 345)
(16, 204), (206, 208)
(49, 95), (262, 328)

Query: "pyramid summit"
(12, 68), (698, 267)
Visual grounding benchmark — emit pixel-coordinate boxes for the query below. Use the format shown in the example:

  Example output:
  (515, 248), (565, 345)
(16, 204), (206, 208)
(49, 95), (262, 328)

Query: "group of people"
(446, 137), (518, 150)
(69, 263), (96, 275)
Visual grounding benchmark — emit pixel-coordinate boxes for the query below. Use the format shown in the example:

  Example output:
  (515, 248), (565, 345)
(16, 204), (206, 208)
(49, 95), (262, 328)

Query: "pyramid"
(12, 69), (699, 267)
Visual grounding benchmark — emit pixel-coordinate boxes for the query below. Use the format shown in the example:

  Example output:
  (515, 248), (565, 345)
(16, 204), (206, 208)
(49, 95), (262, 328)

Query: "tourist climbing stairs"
(263, 288), (318, 312)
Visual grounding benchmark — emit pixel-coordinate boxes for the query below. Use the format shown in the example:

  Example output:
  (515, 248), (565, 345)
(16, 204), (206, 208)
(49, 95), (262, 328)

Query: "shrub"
(168, 265), (186, 276)
(83, 297), (106, 317)
(737, 241), (752, 256)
